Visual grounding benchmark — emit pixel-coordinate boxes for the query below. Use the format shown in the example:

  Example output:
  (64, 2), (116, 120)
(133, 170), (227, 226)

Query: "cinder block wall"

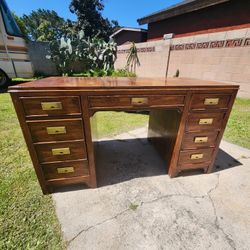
(115, 28), (250, 98)
(168, 28), (250, 98)
(115, 40), (171, 78)
(28, 41), (58, 76)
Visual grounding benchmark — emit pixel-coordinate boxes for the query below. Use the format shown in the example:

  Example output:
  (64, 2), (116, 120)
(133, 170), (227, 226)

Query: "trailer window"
(0, 0), (23, 37)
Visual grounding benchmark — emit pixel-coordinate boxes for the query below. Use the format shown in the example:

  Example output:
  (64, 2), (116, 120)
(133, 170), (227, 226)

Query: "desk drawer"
(182, 131), (219, 149)
(42, 160), (89, 180)
(27, 118), (84, 143)
(178, 162), (209, 171)
(186, 112), (225, 132)
(191, 94), (231, 110)
(179, 148), (214, 165)
(89, 95), (185, 108)
(35, 141), (87, 163)
(21, 96), (81, 117)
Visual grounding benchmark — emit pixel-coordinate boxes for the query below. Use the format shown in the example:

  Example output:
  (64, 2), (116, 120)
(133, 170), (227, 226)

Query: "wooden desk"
(9, 77), (239, 194)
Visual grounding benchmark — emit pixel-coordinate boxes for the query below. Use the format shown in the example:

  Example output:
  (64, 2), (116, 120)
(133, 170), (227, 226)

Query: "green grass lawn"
(0, 93), (249, 248)
(91, 111), (148, 138)
(224, 98), (250, 149)
(0, 94), (64, 249)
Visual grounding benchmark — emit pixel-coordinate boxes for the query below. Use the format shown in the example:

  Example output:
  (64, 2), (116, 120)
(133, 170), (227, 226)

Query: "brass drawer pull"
(47, 126), (66, 135)
(131, 97), (148, 105)
(57, 167), (74, 174)
(41, 102), (62, 111)
(194, 137), (208, 143)
(191, 153), (204, 160)
(52, 148), (70, 156)
(204, 98), (219, 105)
(199, 118), (213, 125)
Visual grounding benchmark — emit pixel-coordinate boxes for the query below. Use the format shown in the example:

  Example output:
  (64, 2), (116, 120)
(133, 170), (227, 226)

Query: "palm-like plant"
(126, 42), (140, 73)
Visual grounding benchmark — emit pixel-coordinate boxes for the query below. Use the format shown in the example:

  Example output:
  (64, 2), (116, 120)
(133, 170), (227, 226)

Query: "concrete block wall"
(116, 28), (250, 98)
(115, 40), (170, 78)
(168, 28), (250, 98)
(28, 41), (58, 76)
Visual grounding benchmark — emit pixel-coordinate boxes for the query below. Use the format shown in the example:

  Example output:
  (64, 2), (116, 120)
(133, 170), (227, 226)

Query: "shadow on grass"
(0, 80), (25, 94)
(53, 138), (242, 193)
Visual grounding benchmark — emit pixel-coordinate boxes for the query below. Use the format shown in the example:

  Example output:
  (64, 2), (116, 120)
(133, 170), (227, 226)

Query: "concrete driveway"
(53, 128), (250, 250)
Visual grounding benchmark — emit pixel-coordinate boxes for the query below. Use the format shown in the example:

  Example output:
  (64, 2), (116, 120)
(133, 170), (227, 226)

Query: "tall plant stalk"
(126, 42), (140, 73)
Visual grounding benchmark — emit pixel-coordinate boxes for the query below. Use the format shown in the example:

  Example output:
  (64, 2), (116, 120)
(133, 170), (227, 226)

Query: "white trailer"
(0, 0), (33, 87)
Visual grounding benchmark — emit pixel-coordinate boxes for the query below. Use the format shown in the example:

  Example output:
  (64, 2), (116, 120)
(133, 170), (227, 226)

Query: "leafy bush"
(73, 69), (136, 77)
(47, 31), (117, 75)
(111, 69), (136, 77)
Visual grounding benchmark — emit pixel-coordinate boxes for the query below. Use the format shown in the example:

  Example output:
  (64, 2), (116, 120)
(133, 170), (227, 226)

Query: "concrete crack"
(67, 208), (130, 246)
(207, 174), (236, 250)
(67, 173), (236, 249)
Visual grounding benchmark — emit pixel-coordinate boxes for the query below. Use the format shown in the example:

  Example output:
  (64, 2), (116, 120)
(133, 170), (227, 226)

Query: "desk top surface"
(9, 77), (239, 91)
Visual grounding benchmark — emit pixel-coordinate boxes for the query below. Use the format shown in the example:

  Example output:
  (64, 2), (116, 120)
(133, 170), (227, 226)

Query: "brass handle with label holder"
(131, 97), (148, 106)
(204, 98), (219, 105)
(191, 154), (204, 160)
(52, 148), (70, 156)
(41, 102), (62, 111)
(199, 118), (213, 125)
(194, 137), (208, 143)
(47, 126), (66, 135)
(57, 167), (74, 174)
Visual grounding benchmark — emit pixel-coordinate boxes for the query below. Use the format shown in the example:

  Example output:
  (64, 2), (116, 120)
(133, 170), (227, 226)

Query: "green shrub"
(111, 69), (136, 77)
(47, 31), (117, 76)
(73, 69), (136, 77)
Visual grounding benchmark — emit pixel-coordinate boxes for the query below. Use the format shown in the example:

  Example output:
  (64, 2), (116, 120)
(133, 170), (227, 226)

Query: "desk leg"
(81, 97), (97, 188)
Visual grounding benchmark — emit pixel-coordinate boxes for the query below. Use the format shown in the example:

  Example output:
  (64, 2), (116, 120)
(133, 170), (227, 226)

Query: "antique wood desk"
(9, 77), (239, 194)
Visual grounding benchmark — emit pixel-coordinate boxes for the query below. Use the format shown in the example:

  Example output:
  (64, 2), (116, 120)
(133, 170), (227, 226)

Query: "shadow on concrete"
(53, 138), (243, 193)
(96, 139), (243, 185)
(213, 148), (242, 172)
(96, 138), (166, 187)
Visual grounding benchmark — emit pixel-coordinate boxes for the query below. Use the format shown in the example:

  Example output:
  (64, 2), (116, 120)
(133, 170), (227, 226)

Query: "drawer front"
(42, 160), (89, 180)
(35, 141), (87, 163)
(21, 96), (81, 117)
(187, 112), (225, 132)
(89, 95), (185, 108)
(191, 94), (231, 110)
(179, 148), (214, 165)
(27, 118), (84, 142)
(182, 131), (219, 149)
(178, 163), (209, 171)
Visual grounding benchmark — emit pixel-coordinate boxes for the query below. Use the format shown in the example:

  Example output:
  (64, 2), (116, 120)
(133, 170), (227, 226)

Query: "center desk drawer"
(27, 118), (84, 142)
(191, 94), (231, 110)
(187, 112), (225, 132)
(89, 95), (185, 108)
(21, 96), (81, 117)
(35, 141), (87, 163)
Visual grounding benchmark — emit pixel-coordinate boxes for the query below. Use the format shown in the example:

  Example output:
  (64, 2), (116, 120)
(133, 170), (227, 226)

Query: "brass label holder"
(199, 118), (213, 125)
(204, 98), (219, 105)
(41, 102), (62, 111)
(47, 126), (66, 135)
(52, 148), (70, 156)
(194, 137), (208, 143)
(131, 97), (148, 106)
(57, 167), (74, 174)
(191, 154), (204, 160)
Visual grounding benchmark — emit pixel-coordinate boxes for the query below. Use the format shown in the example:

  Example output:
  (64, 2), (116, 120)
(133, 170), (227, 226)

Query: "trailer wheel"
(0, 69), (10, 88)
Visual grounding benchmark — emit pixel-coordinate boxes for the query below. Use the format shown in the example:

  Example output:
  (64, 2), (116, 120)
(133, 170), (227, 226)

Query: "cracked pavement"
(53, 127), (250, 250)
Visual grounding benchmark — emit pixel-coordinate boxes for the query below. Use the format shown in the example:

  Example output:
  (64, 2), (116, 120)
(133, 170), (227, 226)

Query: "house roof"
(110, 27), (147, 38)
(137, 0), (230, 25)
